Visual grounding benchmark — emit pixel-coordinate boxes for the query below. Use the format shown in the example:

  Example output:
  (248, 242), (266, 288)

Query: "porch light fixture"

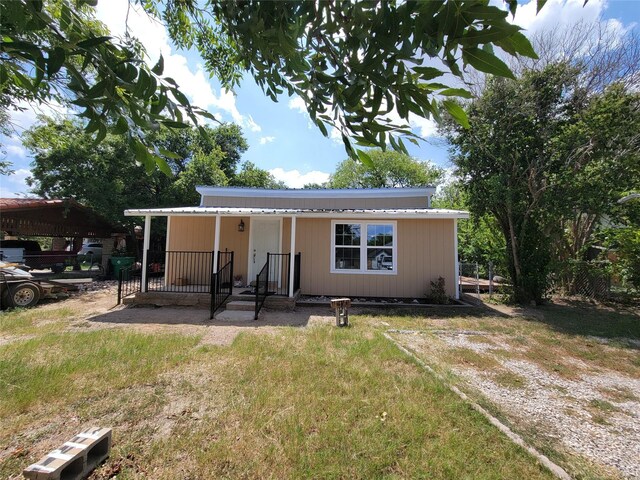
(238, 219), (245, 232)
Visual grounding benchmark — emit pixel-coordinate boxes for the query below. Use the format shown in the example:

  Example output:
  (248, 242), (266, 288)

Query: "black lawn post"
(117, 268), (123, 304)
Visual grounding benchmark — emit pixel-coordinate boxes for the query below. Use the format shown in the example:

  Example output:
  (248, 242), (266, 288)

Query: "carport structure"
(0, 198), (125, 264)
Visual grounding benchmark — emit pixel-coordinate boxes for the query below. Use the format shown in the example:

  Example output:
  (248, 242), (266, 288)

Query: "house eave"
(124, 207), (469, 220)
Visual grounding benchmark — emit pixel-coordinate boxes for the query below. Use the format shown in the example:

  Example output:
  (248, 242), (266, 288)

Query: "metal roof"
(124, 206), (469, 219)
(1, 198), (126, 237)
(195, 186), (436, 199)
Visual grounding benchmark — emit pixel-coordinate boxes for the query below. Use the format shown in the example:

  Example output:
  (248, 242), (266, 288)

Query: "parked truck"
(0, 240), (77, 273)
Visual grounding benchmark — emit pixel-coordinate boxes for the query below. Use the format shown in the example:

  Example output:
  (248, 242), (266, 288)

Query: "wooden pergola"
(1, 198), (125, 238)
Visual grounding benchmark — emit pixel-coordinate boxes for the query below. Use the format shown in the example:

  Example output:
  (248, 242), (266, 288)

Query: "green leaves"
(357, 150), (373, 168)
(152, 55), (164, 75)
(76, 36), (112, 49)
(443, 101), (470, 129)
(47, 47), (65, 76)
(497, 32), (538, 59)
(3, 0), (552, 173)
(462, 47), (515, 79)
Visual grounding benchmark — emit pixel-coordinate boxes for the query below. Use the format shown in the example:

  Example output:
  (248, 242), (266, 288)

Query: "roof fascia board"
(124, 210), (469, 219)
(195, 186), (436, 199)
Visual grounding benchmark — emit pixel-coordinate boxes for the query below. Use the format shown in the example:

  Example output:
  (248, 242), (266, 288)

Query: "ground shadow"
(527, 300), (640, 342)
(362, 295), (640, 345)
(480, 297), (640, 342)
(88, 304), (331, 329)
(353, 304), (510, 320)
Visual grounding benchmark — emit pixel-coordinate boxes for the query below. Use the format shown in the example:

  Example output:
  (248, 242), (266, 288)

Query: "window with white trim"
(331, 221), (396, 274)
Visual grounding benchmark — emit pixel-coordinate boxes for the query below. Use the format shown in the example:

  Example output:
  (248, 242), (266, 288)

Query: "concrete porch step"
(225, 300), (255, 311)
(215, 310), (256, 322)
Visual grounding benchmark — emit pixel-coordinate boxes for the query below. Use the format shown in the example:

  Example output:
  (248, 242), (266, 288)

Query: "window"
(331, 221), (396, 274)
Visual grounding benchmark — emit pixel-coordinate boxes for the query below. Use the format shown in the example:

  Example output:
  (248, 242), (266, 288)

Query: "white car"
(77, 243), (103, 262)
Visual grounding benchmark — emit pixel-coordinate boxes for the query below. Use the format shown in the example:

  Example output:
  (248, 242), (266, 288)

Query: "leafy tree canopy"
(23, 117), (273, 226)
(329, 149), (443, 189)
(433, 180), (506, 271)
(230, 161), (285, 189)
(1, 0), (544, 170)
(447, 61), (640, 303)
(447, 63), (579, 303)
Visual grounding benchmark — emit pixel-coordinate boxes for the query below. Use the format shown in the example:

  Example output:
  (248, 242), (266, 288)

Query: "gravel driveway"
(393, 329), (640, 479)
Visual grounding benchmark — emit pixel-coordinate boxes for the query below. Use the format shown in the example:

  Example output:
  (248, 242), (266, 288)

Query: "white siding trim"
(141, 215), (151, 292)
(454, 218), (460, 300)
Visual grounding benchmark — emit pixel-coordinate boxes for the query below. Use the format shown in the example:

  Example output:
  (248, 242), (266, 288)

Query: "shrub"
(427, 276), (449, 304)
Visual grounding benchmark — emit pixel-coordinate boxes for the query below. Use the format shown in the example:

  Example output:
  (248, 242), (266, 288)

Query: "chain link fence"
(459, 260), (615, 301)
(551, 260), (612, 300)
(458, 262), (505, 299)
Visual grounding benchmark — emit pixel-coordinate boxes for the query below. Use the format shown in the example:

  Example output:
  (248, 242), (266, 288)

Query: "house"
(123, 187), (469, 314)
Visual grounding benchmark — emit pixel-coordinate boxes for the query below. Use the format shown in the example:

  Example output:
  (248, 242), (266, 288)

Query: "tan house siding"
(166, 216), (215, 285)
(167, 216), (215, 251)
(164, 215), (456, 297)
(295, 217), (456, 298)
(219, 217), (250, 284)
(201, 195), (428, 209)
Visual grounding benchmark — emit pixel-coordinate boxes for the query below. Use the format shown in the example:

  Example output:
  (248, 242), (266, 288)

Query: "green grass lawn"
(0, 308), (554, 479)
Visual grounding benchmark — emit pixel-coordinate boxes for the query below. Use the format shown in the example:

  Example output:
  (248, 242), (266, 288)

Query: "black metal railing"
(293, 252), (301, 293)
(254, 256), (270, 319)
(146, 250), (214, 293)
(265, 253), (291, 296)
(117, 263), (142, 304)
(210, 252), (234, 319)
(217, 250), (233, 270)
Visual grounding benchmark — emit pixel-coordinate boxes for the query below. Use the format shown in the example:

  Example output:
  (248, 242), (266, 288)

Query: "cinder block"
(23, 427), (112, 480)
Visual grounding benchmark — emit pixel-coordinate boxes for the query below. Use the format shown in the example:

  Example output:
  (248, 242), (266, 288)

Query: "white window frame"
(330, 220), (397, 275)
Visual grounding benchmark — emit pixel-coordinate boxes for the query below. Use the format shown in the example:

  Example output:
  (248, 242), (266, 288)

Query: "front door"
(249, 218), (281, 282)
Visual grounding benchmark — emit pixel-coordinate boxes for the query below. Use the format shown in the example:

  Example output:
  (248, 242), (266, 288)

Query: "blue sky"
(1, 0), (638, 195)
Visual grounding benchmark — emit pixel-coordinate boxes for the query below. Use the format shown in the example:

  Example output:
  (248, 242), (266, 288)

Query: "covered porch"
(119, 208), (302, 316)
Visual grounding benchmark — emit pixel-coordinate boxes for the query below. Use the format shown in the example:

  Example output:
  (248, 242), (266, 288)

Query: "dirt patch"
(394, 329), (640, 479)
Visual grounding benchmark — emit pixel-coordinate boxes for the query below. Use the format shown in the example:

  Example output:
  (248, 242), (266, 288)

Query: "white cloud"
(0, 169), (31, 198)
(244, 115), (262, 133)
(94, 0), (261, 132)
(513, 0), (606, 33)
(259, 136), (275, 145)
(509, 0), (631, 58)
(288, 96), (307, 115)
(6, 145), (27, 159)
(268, 168), (330, 188)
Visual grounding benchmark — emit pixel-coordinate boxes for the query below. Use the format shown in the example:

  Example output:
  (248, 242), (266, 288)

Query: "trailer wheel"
(9, 283), (41, 308)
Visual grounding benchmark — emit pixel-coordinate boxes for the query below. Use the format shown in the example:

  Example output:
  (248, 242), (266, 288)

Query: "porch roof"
(124, 206), (469, 219)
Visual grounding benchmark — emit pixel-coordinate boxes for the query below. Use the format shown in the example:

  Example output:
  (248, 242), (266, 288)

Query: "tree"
(552, 84), (640, 261)
(0, 0), (215, 171)
(447, 64), (577, 304)
(329, 150), (443, 189)
(24, 119), (176, 227)
(433, 180), (506, 272)
(447, 60), (640, 303)
(230, 162), (285, 189)
(0, 106), (12, 174)
(23, 118), (251, 225)
(172, 148), (228, 206)
(1, 0), (544, 170)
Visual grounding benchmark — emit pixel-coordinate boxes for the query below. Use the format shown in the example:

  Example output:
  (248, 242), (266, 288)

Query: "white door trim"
(247, 217), (283, 283)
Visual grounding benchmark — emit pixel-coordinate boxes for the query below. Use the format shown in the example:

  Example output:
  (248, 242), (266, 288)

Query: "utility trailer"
(0, 263), (69, 309)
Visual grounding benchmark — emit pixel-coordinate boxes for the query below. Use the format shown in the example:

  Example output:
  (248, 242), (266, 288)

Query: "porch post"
(454, 218), (460, 300)
(141, 215), (151, 293)
(213, 215), (221, 272)
(288, 215), (297, 297)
